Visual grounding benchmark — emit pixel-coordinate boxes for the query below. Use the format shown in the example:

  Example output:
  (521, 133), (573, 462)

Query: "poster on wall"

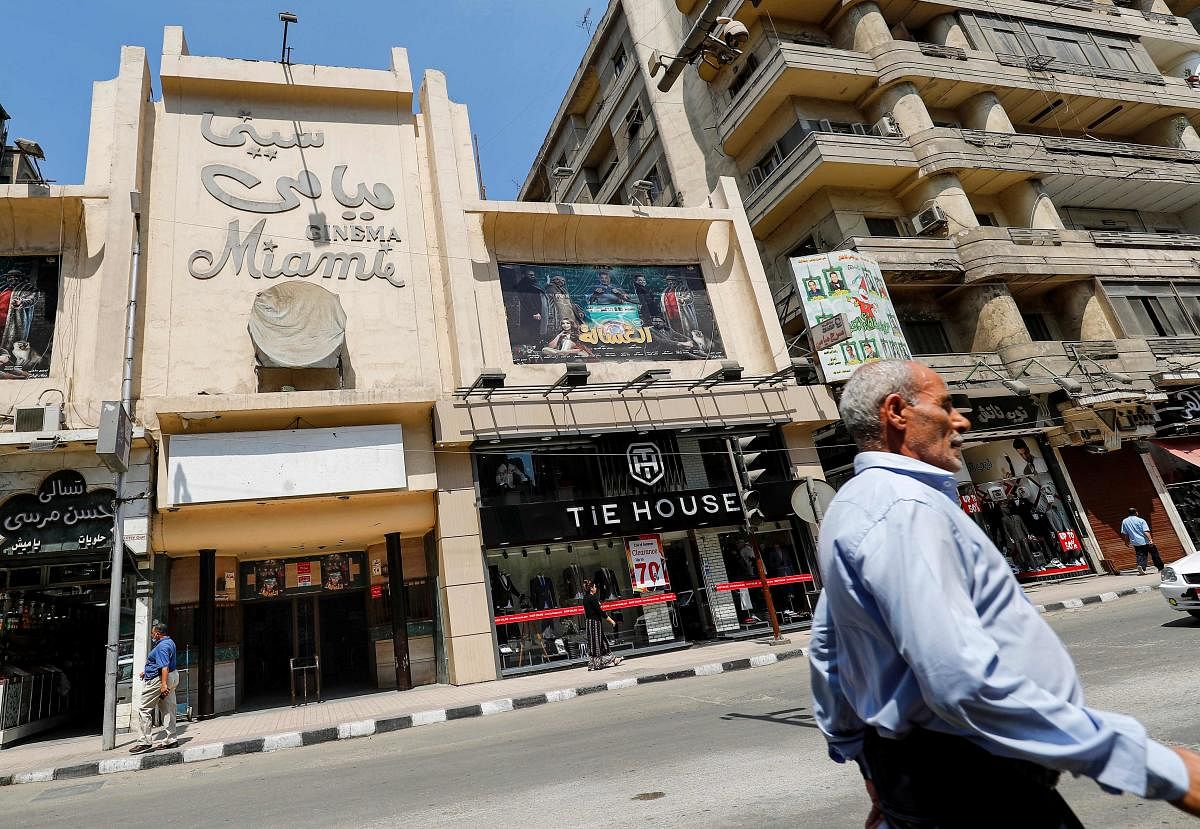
(960, 438), (1088, 577)
(0, 256), (57, 379)
(322, 553), (350, 590)
(789, 251), (910, 383)
(255, 560), (284, 598)
(498, 263), (725, 363)
(626, 535), (668, 591)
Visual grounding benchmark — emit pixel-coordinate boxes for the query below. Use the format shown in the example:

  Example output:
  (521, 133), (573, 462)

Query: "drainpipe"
(101, 191), (142, 751)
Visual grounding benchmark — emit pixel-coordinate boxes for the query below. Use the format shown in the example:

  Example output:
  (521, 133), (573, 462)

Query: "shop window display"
(959, 439), (1088, 578)
(487, 537), (682, 673)
(714, 526), (815, 632)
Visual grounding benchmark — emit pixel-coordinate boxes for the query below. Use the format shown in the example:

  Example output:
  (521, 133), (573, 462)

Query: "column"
(952, 284), (1031, 352)
(126, 581), (152, 733)
(196, 549), (215, 718)
(1138, 114), (1200, 151)
(907, 173), (980, 235)
(999, 178), (1065, 230)
(386, 532), (413, 691)
(435, 450), (497, 685)
(926, 13), (971, 50)
(958, 91), (1015, 134)
(1051, 282), (1119, 340)
(834, 1), (893, 52)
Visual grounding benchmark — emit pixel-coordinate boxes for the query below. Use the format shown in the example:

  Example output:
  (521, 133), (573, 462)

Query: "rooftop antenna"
(279, 11), (297, 64)
(579, 7), (593, 34)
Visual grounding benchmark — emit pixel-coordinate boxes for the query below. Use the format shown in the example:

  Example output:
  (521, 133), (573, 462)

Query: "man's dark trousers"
(861, 727), (1084, 829)
(1135, 543), (1165, 572)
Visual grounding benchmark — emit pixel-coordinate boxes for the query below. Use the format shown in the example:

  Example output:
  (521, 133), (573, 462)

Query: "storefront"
(0, 446), (152, 745)
(955, 396), (1093, 582)
(154, 422), (443, 713)
(476, 429), (819, 675)
(1136, 386), (1200, 554)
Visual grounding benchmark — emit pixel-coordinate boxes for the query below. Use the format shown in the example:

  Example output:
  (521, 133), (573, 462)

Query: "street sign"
(809, 313), (851, 352)
(791, 477), (837, 525)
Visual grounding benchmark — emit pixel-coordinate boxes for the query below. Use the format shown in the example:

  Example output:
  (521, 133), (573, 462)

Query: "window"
(990, 26), (1028, 56)
(786, 236), (819, 259)
(1102, 45), (1138, 72)
(1043, 36), (1088, 64)
(1022, 313), (1054, 341)
(865, 217), (902, 237)
(624, 103), (644, 142)
(1104, 281), (1200, 337)
(975, 213), (997, 227)
(728, 53), (760, 99)
(901, 320), (953, 355)
(611, 45), (628, 78)
(975, 14), (1155, 77)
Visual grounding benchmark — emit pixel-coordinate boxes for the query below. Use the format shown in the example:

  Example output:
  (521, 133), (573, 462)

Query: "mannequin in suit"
(490, 566), (517, 611)
(563, 564), (586, 600)
(593, 567), (621, 601)
(530, 574), (558, 610)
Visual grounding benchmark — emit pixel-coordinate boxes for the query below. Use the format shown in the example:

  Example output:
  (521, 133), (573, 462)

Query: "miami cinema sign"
(188, 113), (404, 288)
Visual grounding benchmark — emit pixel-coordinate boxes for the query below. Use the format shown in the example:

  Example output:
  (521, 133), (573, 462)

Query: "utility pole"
(726, 436), (781, 642)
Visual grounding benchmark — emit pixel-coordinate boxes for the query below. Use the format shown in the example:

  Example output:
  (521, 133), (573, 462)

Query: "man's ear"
(880, 393), (907, 432)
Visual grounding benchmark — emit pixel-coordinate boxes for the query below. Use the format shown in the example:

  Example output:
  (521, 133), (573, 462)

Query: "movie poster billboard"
(0, 256), (56, 379)
(788, 251), (910, 383)
(498, 263), (725, 363)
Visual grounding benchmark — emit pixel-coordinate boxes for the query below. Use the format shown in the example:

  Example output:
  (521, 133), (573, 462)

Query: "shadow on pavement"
(720, 706), (819, 728)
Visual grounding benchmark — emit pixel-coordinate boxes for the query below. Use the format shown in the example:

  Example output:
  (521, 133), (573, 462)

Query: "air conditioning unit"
(912, 204), (949, 236)
(13, 405), (62, 433)
(874, 116), (903, 138)
(851, 123), (871, 136)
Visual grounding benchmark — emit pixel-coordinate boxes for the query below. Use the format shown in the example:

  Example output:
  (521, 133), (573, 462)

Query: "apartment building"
(522, 0), (1200, 576)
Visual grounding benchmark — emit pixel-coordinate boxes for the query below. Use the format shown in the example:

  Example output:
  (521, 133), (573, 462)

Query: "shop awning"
(1152, 439), (1200, 469)
(248, 282), (346, 369)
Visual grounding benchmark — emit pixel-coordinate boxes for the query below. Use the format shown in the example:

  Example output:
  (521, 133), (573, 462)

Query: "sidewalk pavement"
(1021, 571), (1162, 613)
(0, 636), (808, 786)
(0, 571), (1165, 786)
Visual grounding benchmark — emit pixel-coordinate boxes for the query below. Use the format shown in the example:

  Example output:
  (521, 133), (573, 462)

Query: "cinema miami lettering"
(187, 112), (405, 288)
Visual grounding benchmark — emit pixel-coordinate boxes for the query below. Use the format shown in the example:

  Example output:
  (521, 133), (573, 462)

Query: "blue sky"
(0, 0), (596, 199)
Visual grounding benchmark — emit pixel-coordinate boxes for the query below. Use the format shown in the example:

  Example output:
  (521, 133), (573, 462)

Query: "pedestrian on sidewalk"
(1121, 507), (1164, 575)
(582, 579), (622, 671)
(131, 620), (180, 753)
(809, 360), (1200, 828)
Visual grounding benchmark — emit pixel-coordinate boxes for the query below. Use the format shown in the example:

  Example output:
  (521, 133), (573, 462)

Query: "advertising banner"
(498, 263), (725, 363)
(626, 535), (668, 591)
(788, 251), (910, 382)
(0, 256), (57, 379)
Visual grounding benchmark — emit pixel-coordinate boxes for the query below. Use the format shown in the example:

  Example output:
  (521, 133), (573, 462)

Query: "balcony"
(918, 352), (1005, 386)
(873, 41), (1199, 136)
(744, 132), (915, 236)
(718, 39), (877, 155)
(910, 128), (1200, 213)
(841, 236), (963, 283)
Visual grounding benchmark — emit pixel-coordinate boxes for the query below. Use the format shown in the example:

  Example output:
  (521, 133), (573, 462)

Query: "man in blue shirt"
(810, 360), (1200, 827)
(131, 620), (179, 753)
(1121, 507), (1164, 575)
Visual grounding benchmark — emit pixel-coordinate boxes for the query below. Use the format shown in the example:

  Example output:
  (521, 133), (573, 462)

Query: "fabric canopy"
(1152, 439), (1200, 469)
(248, 282), (346, 369)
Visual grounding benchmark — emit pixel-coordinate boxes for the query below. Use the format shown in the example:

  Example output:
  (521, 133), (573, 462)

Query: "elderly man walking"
(810, 360), (1200, 828)
(130, 620), (180, 753)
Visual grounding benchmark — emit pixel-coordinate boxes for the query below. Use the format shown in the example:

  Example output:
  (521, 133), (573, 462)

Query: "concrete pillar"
(958, 92), (1015, 134)
(435, 450), (497, 685)
(1138, 114), (1200, 151)
(871, 81), (935, 135)
(926, 13), (971, 51)
(908, 173), (979, 234)
(834, 1), (893, 52)
(126, 582), (152, 733)
(1052, 282), (1120, 341)
(952, 284), (1031, 352)
(999, 179), (1065, 230)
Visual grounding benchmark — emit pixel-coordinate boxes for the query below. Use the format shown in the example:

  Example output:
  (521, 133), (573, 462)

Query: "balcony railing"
(917, 42), (966, 60)
(996, 52), (1165, 86)
(1150, 337), (1200, 358)
(1009, 228), (1063, 246)
(1091, 231), (1200, 248)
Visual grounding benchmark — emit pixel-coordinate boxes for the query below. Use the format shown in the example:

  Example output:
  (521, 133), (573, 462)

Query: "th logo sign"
(627, 443), (665, 487)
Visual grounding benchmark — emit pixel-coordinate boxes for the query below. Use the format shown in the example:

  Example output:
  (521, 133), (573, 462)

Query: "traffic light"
(731, 435), (769, 531)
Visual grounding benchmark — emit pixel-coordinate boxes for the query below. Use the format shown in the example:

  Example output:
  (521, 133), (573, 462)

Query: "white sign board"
(165, 424), (405, 506)
(627, 535), (668, 591)
(789, 251), (911, 383)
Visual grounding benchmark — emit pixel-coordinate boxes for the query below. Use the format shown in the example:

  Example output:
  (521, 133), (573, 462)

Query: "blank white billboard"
(165, 425), (405, 506)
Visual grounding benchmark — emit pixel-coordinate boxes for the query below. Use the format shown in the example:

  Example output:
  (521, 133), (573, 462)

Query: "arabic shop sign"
(0, 470), (114, 557)
(188, 112), (404, 288)
(969, 396), (1041, 432)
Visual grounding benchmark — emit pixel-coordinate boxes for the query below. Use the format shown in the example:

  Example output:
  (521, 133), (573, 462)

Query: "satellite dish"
(791, 477), (837, 525)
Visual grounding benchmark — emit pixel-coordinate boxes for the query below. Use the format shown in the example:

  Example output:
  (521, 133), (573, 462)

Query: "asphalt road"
(4, 592), (1199, 828)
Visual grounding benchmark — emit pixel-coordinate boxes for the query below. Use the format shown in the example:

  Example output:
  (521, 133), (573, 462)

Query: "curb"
(1032, 584), (1156, 614)
(1, 647), (807, 787)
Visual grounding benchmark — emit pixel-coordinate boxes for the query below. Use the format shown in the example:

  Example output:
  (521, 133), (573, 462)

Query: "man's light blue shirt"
(809, 451), (1187, 800)
(1121, 515), (1152, 547)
